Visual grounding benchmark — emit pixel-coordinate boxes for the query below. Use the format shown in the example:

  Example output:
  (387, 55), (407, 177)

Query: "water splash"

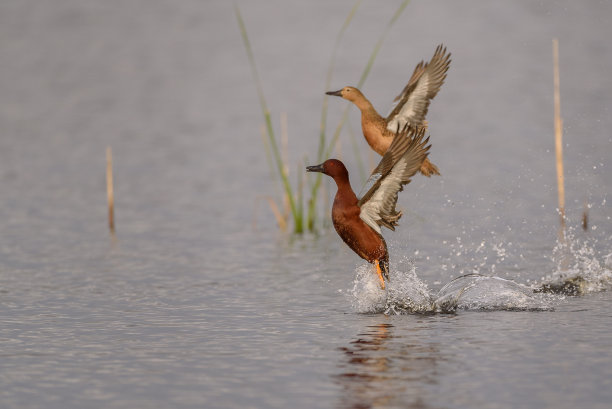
(348, 226), (611, 314)
(435, 274), (556, 311)
(536, 229), (612, 295)
(348, 264), (434, 314)
(348, 267), (555, 315)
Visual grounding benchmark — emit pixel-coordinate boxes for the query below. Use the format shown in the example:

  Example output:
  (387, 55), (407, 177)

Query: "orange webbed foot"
(375, 260), (386, 290)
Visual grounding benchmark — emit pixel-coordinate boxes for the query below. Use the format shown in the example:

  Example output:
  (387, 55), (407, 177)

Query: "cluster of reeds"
(236, 0), (411, 233)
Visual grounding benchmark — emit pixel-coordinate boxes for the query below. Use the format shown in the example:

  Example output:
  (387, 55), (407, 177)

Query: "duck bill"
(306, 164), (324, 173)
(325, 89), (343, 97)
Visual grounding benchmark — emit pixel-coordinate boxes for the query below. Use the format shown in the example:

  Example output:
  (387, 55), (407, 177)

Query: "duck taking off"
(326, 44), (450, 177)
(306, 125), (430, 289)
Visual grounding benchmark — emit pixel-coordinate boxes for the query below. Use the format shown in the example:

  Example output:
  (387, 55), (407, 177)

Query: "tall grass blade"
(260, 125), (277, 183)
(325, 0), (411, 160)
(235, 5), (302, 232)
(307, 0), (410, 231)
(297, 159), (304, 227)
(281, 112), (290, 178)
(318, 0), (362, 162)
(307, 0), (362, 231)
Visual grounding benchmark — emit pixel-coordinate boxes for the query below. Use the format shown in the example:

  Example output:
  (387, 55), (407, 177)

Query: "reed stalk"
(317, 0), (361, 163)
(106, 146), (115, 233)
(281, 112), (290, 183)
(266, 197), (288, 231)
(297, 159), (304, 228)
(238, 1), (410, 233)
(235, 5), (302, 233)
(324, 0), (410, 160)
(306, 0), (411, 231)
(553, 38), (566, 240)
(306, 0), (362, 231)
(260, 125), (277, 183)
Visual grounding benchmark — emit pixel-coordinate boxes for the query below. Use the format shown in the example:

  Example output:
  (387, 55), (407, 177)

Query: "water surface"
(1, 1), (611, 408)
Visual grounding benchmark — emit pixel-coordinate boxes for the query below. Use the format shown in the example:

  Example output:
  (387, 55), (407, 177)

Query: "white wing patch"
(357, 172), (382, 201)
(359, 154), (413, 234)
(386, 73), (433, 133)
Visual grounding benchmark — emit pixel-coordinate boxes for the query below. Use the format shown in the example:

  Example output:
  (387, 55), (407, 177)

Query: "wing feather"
(386, 44), (451, 132)
(358, 126), (430, 233)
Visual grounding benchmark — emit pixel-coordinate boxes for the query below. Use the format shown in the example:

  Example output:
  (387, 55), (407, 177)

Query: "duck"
(326, 44), (450, 177)
(306, 125), (430, 289)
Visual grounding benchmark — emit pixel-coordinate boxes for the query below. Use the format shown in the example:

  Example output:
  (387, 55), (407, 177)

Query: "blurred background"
(1, 1), (611, 408)
(1, 1), (610, 254)
(1, 0), (610, 248)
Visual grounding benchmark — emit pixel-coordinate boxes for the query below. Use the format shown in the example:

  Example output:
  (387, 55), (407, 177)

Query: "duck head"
(325, 86), (364, 103)
(306, 159), (349, 180)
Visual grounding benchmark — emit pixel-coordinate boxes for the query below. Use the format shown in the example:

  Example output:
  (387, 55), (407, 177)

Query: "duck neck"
(357, 98), (387, 155)
(332, 175), (358, 205)
(353, 94), (376, 113)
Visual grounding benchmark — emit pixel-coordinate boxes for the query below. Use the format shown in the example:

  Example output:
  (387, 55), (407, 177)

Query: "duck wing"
(357, 125), (430, 234)
(386, 44), (451, 132)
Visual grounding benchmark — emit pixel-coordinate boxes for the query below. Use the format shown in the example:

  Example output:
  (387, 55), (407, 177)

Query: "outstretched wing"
(386, 44), (451, 132)
(357, 126), (430, 234)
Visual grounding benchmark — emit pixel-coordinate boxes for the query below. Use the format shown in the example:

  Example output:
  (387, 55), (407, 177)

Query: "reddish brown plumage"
(312, 159), (389, 274)
(306, 125), (431, 288)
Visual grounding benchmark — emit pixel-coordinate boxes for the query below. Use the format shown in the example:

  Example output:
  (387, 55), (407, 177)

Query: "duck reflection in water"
(334, 319), (443, 409)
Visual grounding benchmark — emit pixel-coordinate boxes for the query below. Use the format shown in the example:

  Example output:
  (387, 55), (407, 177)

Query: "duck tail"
(419, 158), (440, 177)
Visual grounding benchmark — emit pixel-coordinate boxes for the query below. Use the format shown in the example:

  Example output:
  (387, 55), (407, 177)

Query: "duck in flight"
(326, 44), (450, 177)
(306, 125), (430, 289)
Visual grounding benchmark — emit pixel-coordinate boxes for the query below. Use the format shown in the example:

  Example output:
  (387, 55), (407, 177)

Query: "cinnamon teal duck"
(326, 44), (450, 177)
(306, 125), (430, 289)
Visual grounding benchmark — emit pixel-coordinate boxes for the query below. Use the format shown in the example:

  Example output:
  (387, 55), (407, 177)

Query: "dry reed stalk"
(553, 38), (566, 240)
(266, 197), (287, 231)
(106, 146), (115, 233)
(282, 193), (290, 222)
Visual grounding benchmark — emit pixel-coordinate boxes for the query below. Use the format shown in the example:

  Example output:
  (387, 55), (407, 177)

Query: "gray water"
(1, 1), (612, 408)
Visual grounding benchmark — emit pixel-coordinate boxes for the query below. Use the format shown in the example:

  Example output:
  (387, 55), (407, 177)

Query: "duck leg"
(374, 260), (386, 290)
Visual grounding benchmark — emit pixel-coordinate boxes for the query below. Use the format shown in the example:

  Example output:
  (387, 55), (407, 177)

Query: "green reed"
(306, 0), (411, 231)
(235, 5), (303, 232)
(236, 1), (410, 233)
